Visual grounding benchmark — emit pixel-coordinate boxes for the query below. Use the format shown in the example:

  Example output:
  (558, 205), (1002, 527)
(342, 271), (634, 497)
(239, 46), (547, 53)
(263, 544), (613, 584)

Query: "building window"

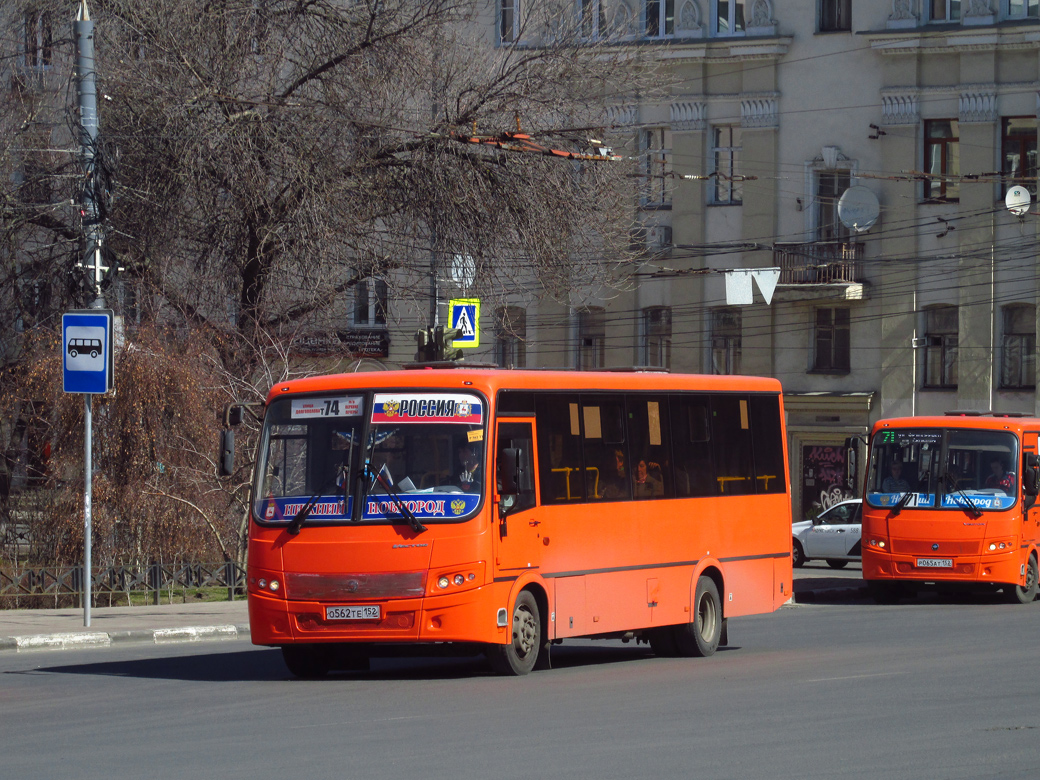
(640, 128), (672, 207)
(813, 307), (850, 373)
(580, 0), (607, 38)
(1001, 304), (1035, 390)
(929, 0), (961, 20)
(711, 308), (741, 374)
(1006, 0), (1040, 19)
(499, 0), (519, 43)
(645, 0), (675, 37)
(712, 126), (742, 205)
(352, 278), (387, 327)
(924, 120), (959, 201)
(814, 170), (851, 241)
(923, 305), (958, 389)
(495, 306), (527, 368)
(578, 307), (605, 369)
(643, 307), (671, 368)
(22, 9), (52, 70)
(820, 0), (851, 30)
(713, 0), (745, 34)
(1002, 117), (1037, 195)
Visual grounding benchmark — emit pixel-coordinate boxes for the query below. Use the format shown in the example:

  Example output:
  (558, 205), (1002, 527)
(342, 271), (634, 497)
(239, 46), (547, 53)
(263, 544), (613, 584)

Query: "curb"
(0, 624), (250, 654)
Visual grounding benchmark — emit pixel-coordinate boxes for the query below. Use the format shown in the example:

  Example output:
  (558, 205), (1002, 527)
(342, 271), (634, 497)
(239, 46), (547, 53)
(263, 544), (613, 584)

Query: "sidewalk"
(0, 598), (249, 653)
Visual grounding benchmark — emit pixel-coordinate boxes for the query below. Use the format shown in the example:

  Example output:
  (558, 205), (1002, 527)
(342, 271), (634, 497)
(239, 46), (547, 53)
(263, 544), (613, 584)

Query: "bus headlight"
(870, 539), (887, 549)
(427, 563), (485, 595)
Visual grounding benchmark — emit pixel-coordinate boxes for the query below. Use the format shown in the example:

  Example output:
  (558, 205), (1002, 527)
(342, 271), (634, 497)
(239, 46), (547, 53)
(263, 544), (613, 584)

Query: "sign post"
(63, 309), (114, 627)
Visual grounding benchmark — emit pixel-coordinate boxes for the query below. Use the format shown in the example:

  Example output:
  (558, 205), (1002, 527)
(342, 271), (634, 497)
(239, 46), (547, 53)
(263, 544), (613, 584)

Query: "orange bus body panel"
(862, 415), (1040, 591)
(246, 369), (793, 650)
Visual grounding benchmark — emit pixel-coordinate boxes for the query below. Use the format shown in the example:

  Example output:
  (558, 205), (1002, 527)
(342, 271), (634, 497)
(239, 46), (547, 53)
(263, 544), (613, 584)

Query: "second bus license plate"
(326, 605), (381, 621)
(916, 558), (953, 568)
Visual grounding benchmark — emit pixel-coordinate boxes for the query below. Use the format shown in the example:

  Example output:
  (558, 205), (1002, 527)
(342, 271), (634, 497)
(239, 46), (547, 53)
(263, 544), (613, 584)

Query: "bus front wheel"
(488, 590), (542, 675)
(1005, 554), (1039, 604)
(674, 576), (722, 657)
(281, 644), (333, 679)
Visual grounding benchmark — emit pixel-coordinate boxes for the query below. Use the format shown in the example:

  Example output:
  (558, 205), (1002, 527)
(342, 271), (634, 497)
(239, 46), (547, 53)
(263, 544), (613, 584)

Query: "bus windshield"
(866, 428), (1019, 511)
(253, 391), (486, 527)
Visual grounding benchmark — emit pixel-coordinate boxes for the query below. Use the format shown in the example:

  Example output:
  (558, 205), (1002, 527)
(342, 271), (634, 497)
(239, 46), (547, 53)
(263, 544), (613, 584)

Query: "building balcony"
(772, 241), (869, 302)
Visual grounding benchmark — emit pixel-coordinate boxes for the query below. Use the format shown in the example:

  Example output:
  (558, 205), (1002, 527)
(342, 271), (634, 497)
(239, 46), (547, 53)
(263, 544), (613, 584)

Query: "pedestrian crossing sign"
(448, 298), (480, 348)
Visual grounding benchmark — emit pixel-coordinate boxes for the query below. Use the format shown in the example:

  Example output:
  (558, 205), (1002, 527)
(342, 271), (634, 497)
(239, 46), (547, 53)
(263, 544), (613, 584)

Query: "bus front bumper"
(248, 583), (511, 646)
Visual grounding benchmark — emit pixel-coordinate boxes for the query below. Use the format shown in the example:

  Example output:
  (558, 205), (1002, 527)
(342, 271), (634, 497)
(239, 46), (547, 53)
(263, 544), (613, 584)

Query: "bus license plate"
(326, 605), (380, 621)
(916, 558), (953, 569)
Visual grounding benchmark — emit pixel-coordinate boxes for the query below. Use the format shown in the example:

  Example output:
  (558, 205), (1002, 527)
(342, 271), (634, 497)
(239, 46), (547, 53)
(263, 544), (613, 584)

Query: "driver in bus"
(882, 461), (911, 493)
(457, 443), (482, 492)
(985, 457), (1015, 493)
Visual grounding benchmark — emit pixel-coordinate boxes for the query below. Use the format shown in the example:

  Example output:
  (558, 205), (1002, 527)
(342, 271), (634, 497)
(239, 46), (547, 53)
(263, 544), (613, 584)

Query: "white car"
(792, 499), (862, 569)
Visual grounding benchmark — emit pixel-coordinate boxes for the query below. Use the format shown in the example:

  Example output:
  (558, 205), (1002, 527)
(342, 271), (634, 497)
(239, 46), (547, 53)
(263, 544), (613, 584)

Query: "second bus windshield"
(867, 428), (1019, 510)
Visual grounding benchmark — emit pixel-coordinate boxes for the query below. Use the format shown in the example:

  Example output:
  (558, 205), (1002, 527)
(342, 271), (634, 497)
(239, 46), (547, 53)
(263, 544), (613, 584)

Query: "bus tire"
(792, 541), (806, 568)
(674, 576), (722, 658)
(1005, 554), (1039, 604)
(826, 559), (848, 569)
(488, 590), (541, 675)
(281, 644), (333, 679)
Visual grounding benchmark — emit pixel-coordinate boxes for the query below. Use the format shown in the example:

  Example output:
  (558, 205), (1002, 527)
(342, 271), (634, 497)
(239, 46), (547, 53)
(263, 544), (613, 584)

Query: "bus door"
(493, 419), (544, 576)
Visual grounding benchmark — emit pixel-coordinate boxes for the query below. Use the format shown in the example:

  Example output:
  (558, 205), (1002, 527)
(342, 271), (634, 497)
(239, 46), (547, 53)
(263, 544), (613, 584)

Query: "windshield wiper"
(945, 472), (983, 519)
(889, 489), (915, 517)
(286, 465), (348, 536)
(361, 463), (426, 534)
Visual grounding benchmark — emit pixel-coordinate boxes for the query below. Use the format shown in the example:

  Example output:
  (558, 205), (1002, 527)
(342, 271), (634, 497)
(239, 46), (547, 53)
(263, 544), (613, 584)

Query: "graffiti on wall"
(801, 445), (853, 520)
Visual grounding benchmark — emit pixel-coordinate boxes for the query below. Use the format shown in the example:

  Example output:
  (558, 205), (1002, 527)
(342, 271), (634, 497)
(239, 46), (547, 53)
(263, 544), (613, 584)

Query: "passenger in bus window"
(882, 461), (910, 493)
(985, 457), (1015, 493)
(602, 448), (628, 500)
(633, 457), (663, 499)
(457, 444), (482, 492)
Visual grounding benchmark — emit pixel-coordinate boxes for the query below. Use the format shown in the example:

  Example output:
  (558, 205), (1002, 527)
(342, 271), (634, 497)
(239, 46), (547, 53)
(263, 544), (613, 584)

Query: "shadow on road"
(16, 640), (697, 682)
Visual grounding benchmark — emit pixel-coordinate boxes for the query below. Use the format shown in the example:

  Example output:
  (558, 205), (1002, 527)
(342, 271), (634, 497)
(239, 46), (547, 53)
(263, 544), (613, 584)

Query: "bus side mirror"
(219, 429), (235, 477)
(1024, 454), (1039, 498)
(844, 437), (861, 494)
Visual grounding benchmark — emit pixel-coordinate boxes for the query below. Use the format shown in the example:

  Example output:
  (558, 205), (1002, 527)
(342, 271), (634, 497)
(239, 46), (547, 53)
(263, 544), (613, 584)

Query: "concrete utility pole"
(74, 0), (100, 627)
(75, 0), (105, 310)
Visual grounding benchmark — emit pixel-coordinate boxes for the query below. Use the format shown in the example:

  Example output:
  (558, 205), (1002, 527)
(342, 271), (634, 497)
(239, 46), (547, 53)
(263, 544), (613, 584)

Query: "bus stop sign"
(63, 309), (114, 394)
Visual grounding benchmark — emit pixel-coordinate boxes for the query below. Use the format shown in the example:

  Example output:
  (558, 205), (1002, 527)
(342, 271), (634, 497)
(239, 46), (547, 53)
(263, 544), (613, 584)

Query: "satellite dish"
(837, 186), (880, 233)
(1005, 186), (1032, 217)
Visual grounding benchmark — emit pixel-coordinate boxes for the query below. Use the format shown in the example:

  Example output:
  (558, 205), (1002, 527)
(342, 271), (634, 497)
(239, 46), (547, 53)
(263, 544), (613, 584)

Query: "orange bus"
(236, 368), (793, 676)
(861, 412), (1040, 603)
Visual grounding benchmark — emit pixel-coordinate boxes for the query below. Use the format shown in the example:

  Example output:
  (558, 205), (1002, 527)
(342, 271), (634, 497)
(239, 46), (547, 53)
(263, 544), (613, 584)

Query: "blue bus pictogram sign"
(63, 310), (114, 394)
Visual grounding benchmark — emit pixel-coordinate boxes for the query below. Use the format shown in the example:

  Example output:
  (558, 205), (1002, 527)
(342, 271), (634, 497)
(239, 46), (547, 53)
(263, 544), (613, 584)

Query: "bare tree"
(0, 0), (651, 565)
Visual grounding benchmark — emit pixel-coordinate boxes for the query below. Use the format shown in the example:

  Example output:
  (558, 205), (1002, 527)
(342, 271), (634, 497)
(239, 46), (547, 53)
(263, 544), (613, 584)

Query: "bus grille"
(286, 571), (425, 600)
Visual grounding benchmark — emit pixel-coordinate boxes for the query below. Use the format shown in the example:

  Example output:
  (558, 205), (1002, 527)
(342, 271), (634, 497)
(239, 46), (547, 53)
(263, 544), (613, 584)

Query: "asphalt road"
(3, 591), (1038, 780)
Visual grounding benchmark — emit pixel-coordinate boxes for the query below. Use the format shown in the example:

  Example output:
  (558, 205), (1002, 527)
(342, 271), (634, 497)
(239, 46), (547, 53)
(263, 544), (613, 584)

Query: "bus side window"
(749, 395), (786, 494)
(670, 395), (714, 497)
(536, 394), (586, 503)
(711, 395), (754, 496)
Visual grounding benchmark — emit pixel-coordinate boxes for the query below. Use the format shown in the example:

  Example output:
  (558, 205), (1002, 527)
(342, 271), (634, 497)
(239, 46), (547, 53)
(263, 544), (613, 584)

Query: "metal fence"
(0, 561), (246, 607)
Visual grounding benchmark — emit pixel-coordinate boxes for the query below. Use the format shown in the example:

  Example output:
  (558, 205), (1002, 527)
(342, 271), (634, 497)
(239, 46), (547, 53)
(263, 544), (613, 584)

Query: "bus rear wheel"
(488, 590), (541, 675)
(674, 576), (722, 657)
(1005, 554), (1039, 604)
(281, 644), (334, 679)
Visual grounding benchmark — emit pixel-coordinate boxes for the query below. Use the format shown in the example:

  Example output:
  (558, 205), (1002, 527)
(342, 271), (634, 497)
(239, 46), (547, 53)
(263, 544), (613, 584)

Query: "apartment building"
(438, 2), (1040, 518)
(4, 3), (1040, 520)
